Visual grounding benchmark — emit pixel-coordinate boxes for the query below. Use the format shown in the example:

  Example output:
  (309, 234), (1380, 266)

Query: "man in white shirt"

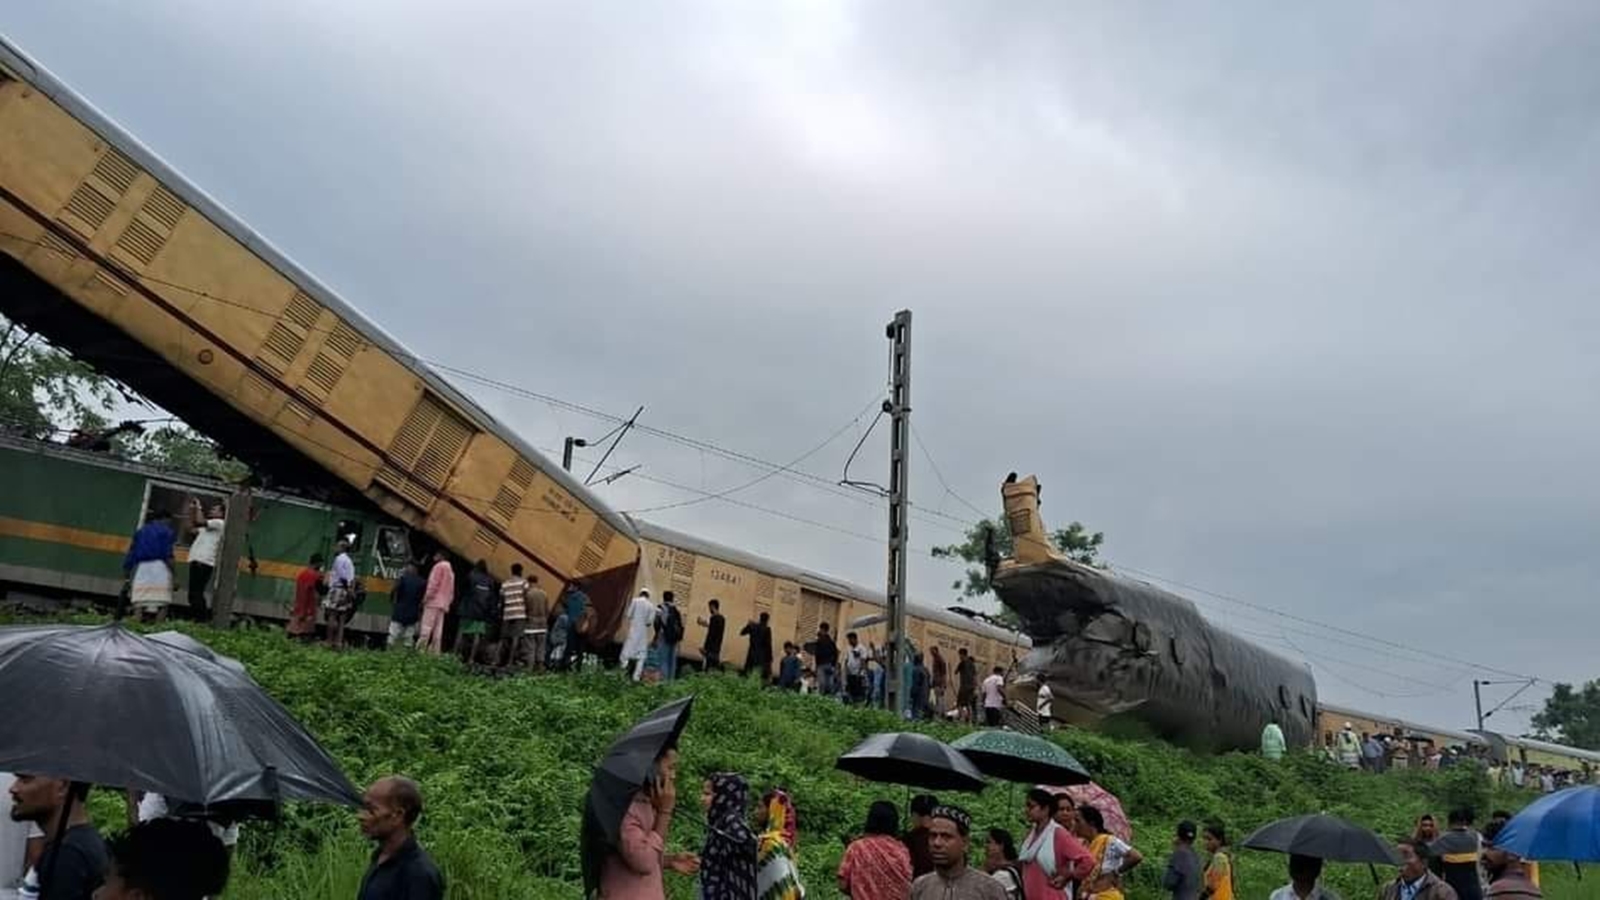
(185, 500), (226, 622)
(619, 589), (656, 681)
(981, 667), (1006, 727)
(1036, 681), (1055, 731)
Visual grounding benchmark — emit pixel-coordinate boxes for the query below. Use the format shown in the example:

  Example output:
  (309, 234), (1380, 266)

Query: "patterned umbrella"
(951, 730), (1091, 786)
(1038, 781), (1132, 842)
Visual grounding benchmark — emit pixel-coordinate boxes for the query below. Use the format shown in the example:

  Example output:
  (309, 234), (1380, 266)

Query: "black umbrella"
(581, 696), (695, 897)
(0, 623), (361, 808)
(148, 630), (248, 675)
(836, 732), (987, 792)
(1242, 813), (1401, 865)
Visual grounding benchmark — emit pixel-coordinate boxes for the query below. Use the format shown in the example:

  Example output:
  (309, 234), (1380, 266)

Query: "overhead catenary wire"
(0, 228), (1562, 695)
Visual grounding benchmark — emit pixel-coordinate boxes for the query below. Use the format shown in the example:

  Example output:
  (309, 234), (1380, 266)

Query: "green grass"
(20, 616), (1591, 898)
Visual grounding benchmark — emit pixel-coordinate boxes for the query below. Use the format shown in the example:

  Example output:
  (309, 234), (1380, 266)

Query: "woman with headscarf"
(698, 773), (757, 900)
(838, 801), (912, 900)
(755, 788), (805, 899)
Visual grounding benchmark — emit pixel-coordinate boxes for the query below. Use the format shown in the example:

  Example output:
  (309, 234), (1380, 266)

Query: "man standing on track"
(741, 612), (774, 683)
(387, 562), (425, 649)
(124, 509), (177, 624)
(956, 648), (978, 723)
(416, 551), (454, 655)
(323, 540), (357, 650)
(523, 574), (549, 672)
(287, 553), (325, 640)
(697, 598), (726, 672)
(621, 589), (656, 681)
(654, 591), (684, 682)
(981, 667), (1006, 727)
(184, 498), (225, 622)
(498, 563), (530, 669)
(844, 631), (868, 703)
(813, 622), (840, 698)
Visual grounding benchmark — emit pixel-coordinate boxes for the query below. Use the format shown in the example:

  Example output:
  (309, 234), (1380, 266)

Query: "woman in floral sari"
(756, 788), (805, 899)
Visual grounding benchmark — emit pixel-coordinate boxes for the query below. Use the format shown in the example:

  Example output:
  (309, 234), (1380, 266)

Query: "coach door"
(795, 589), (843, 648)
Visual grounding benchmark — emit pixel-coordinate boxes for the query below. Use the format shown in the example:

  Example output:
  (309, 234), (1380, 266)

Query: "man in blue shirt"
(123, 510), (177, 623)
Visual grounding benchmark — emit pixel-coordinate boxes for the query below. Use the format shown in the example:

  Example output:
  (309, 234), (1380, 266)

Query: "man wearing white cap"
(1335, 722), (1362, 770)
(620, 589), (657, 681)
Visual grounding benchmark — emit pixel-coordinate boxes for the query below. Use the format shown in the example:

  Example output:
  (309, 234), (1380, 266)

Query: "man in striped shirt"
(498, 564), (530, 669)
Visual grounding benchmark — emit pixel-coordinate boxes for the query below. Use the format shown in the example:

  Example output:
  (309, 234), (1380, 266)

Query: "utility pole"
(1474, 677), (1538, 733)
(884, 310), (912, 714)
(210, 486), (252, 629)
(1474, 680), (1485, 733)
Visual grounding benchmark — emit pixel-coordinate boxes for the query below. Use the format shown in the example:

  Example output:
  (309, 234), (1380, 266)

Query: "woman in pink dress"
(1017, 789), (1095, 900)
(598, 747), (700, 899)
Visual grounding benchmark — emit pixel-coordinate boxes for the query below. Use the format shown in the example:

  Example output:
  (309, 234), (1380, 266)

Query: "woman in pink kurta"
(417, 553), (455, 654)
(1018, 789), (1096, 900)
(598, 747), (699, 899)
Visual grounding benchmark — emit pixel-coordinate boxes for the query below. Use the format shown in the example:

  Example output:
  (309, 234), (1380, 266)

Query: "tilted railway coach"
(0, 35), (640, 626)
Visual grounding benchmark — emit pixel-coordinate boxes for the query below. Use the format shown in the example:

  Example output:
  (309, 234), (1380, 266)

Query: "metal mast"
(885, 310), (912, 712)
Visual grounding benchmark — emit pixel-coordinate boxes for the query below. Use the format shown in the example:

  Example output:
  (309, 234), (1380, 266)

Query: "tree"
(0, 313), (248, 481)
(120, 425), (251, 483)
(931, 514), (1106, 623)
(0, 315), (125, 438)
(1531, 680), (1600, 750)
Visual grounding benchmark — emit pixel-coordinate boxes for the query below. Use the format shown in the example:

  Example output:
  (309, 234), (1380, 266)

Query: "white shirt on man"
(621, 594), (656, 661)
(187, 519), (225, 567)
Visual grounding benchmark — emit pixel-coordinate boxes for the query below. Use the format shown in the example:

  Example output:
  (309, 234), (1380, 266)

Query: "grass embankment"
(36, 621), (1587, 898)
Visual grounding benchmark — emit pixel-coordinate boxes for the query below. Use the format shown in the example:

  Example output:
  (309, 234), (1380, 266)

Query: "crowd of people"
(595, 739), (1553, 900)
(1, 769), (440, 900)
(1308, 722), (1592, 791)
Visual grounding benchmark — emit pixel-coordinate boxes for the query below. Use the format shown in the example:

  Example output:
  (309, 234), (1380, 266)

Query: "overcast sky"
(9, 2), (1600, 734)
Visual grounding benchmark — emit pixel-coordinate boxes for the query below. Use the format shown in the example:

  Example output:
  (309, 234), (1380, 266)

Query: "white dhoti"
(130, 560), (173, 611)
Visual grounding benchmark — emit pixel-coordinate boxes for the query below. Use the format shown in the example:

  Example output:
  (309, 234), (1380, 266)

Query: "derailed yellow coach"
(0, 37), (640, 617)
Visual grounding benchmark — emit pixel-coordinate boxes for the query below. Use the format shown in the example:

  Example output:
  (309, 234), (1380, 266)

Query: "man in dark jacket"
(388, 563), (427, 649)
(1163, 821), (1202, 900)
(697, 598), (726, 671)
(455, 560), (499, 666)
(740, 612), (773, 682)
(813, 622), (840, 697)
(1428, 809), (1482, 900)
(358, 776), (444, 900)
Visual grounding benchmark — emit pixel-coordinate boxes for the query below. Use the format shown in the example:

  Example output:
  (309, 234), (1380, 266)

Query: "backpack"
(660, 604), (684, 644)
(1000, 864), (1027, 900)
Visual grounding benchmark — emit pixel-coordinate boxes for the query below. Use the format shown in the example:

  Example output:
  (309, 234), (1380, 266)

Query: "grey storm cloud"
(9, 1), (1600, 731)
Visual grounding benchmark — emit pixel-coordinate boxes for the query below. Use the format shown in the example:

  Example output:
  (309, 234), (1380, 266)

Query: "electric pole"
(210, 486), (252, 629)
(884, 310), (911, 714)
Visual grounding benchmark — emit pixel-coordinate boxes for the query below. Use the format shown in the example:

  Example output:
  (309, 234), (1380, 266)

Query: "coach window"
(1299, 695), (1312, 718)
(1169, 636), (1184, 666)
(143, 484), (226, 547)
(1277, 684), (1290, 708)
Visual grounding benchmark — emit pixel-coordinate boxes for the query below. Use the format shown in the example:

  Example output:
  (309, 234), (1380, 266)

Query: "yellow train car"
(625, 519), (1029, 677)
(0, 38), (639, 616)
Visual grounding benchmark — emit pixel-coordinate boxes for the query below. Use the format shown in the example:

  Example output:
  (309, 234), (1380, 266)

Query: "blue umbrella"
(1496, 786), (1600, 861)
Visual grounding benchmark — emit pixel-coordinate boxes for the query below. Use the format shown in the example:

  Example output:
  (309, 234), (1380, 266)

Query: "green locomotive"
(0, 433), (411, 632)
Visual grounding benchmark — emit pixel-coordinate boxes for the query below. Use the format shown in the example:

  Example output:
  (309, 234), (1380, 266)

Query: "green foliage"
(11, 618), (1589, 898)
(118, 424), (251, 482)
(931, 516), (1105, 604)
(0, 315), (123, 437)
(1532, 680), (1600, 750)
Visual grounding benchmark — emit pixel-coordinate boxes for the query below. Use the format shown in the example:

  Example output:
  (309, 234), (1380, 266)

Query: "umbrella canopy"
(1039, 781), (1132, 842)
(836, 732), (986, 792)
(1495, 786), (1600, 861)
(0, 623), (361, 807)
(1243, 813), (1400, 865)
(581, 696), (695, 897)
(951, 731), (1091, 786)
(147, 630), (248, 675)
